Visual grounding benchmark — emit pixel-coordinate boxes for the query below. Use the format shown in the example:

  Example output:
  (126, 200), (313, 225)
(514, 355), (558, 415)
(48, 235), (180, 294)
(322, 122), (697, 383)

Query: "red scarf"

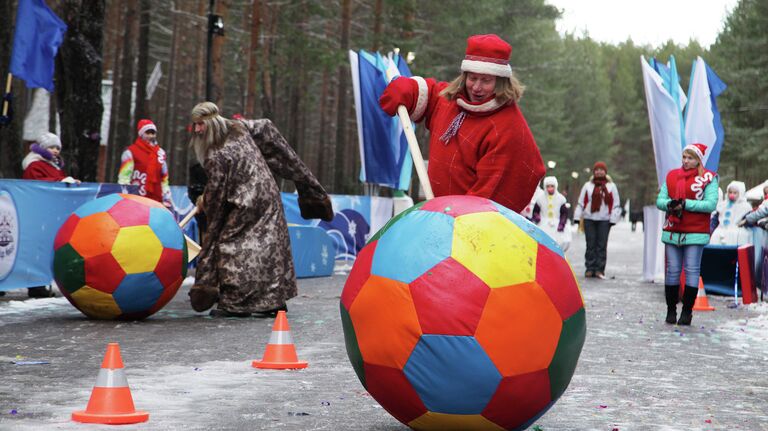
(667, 167), (698, 226)
(127, 138), (163, 201)
(590, 176), (613, 213)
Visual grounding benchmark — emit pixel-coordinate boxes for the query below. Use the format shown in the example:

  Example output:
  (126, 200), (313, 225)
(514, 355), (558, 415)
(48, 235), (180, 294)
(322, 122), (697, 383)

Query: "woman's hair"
(189, 101), (230, 163)
(682, 148), (704, 176)
(439, 72), (525, 105)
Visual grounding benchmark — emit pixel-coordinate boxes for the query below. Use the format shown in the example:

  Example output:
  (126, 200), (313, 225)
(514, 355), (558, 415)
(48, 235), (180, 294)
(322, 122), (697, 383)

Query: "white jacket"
(574, 178), (622, 223)
(710, 181), (752, 245)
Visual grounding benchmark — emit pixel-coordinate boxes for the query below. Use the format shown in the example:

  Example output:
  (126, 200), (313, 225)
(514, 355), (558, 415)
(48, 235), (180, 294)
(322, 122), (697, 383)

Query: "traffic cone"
(693, 277), (715, 312)
(252, 311), (308, 369)
(72, 343), (149, 424)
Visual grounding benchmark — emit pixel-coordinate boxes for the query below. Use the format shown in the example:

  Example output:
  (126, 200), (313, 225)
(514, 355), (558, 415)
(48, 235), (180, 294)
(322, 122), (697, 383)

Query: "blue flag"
(10, 0), (68, 92)
(349, 49), (413, 190)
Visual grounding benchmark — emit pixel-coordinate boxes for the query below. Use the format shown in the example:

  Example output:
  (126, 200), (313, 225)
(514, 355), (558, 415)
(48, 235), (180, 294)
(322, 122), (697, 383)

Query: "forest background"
(0, 0), (766, 209)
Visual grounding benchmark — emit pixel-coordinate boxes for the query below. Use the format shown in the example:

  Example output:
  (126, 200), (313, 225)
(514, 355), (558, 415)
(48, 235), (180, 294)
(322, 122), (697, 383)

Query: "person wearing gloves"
(22, 132), (78, 183)
(710, 181), (752, 245)
(656, 143), (718, 326)
(118, 119), (172, 208)
(533, 176), (571, 251)
(378, 33), (545, 213)
(187, 102), (333, 318)
(574, 161), (622, 279)
(740, 194), (768, 229)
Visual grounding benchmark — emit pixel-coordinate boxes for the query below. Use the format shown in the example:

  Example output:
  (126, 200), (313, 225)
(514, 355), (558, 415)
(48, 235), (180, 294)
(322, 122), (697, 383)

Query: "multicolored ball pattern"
(340, 195), (586, 431)
(53, 194), (187, 320)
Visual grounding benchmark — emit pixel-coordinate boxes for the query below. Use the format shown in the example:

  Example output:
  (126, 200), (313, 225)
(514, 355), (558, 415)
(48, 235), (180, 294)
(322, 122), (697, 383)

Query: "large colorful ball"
(53, 194), (187, 320)
(340, 195), (585, 431)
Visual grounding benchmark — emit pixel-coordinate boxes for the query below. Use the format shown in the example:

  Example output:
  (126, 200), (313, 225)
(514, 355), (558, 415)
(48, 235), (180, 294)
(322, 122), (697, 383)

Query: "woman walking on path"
(574, 161), (622, 279)
(656, 143), (718, 325)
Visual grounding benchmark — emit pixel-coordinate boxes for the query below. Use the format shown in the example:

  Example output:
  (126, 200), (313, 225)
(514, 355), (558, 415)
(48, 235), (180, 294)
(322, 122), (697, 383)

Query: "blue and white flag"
(349, 50), (413, 190)
(684, 57), (727, 171)
(641, 56), (687, 187)
(10, 0), (67, 92)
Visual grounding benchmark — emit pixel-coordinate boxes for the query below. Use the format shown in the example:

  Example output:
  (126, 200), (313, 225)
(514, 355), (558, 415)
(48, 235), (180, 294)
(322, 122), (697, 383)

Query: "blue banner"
(282, 193), (373, 261)
(10, 0), (68, 92)
(0, 180), (137, 290)
(0, 181), (391, 291)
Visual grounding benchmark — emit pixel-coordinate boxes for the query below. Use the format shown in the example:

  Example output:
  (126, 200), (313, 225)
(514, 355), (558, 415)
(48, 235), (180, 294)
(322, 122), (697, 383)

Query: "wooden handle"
(1, 73), (11, 117)
(384, 58), (434, 201)
(396, 105), (434, 200)
(179, 207), (198, 228)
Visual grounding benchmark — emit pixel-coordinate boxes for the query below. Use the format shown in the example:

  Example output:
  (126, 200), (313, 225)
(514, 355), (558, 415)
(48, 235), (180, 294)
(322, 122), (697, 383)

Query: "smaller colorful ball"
(53, 194), (187, 320)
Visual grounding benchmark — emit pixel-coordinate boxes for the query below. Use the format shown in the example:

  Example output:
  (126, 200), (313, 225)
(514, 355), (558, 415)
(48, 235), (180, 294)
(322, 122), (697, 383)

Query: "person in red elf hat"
(656, 143), (718, 326)
(574, 161), (622, 280)
(117, 119), (172, 207)
(378, 33), (545, 213)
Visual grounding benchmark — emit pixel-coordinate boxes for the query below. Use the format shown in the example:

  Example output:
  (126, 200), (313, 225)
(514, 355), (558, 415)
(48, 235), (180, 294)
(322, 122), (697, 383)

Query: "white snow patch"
(717, 302), (768, 354)
(0, 297), (70, 315)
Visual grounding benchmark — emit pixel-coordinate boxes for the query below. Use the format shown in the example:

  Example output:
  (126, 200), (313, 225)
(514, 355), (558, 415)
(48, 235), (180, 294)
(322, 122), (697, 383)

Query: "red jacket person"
(118, 119), (172, 206)
(379, 34), (545, 212)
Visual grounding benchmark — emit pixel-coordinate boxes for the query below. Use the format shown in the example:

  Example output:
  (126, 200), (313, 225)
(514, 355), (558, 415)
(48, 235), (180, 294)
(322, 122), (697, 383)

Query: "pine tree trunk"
(260, 2), (276, 120)
(317, 64), (331, 185)
(245, 0), (262, 117)
(372, 0), (382, 52)
(112, 0), (136, 179)
(334, 0), (352, 193)
(0, 0), (24, 179)
(104, 0), (122, 182)
(55, 0), (106, 182)
(134, 0), (151, 120)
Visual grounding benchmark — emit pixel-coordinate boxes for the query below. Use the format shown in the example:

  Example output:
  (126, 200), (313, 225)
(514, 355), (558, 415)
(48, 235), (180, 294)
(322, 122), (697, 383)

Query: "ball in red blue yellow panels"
(340, 195), (585, 430)
(53, 194), (187, 320)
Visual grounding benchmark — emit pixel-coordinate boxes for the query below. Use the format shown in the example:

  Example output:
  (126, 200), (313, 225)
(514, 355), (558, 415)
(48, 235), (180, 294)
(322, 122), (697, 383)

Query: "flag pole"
(1, 73), (11, 117)
(384, 54), (434, 200)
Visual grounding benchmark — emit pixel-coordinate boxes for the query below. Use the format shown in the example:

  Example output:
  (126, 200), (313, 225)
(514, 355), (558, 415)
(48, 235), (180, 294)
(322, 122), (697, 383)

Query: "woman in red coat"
(379, 34), (545, 213)
(21, 132), (78, 183)
(21, 132), (78, 298)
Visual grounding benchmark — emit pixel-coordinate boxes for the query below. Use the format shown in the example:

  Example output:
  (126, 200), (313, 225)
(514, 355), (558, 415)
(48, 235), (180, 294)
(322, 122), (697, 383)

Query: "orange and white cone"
(252, 311), (308, 369)
(72, 343), (149, 424)
(693, 277), (715, 312)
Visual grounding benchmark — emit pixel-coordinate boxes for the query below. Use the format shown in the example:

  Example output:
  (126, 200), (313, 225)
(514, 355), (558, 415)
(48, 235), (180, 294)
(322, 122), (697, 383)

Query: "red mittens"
(379, 77), (418, 116)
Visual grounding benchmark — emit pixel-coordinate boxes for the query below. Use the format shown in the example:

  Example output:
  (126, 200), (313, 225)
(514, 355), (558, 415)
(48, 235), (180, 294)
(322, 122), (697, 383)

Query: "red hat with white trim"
(136, 119), (157, 136)
(461, 34), (512, 78)
(684, 143), (707, 161)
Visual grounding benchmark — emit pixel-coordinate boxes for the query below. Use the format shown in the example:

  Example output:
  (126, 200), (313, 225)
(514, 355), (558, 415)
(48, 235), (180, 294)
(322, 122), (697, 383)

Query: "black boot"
(677, 286), (698, 326)
(664, 284), (679, 324)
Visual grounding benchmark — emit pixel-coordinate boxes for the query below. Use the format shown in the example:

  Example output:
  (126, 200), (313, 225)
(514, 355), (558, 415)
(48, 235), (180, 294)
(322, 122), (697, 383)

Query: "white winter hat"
(543, 176), (558, 188)
(37, 132), (62, 150)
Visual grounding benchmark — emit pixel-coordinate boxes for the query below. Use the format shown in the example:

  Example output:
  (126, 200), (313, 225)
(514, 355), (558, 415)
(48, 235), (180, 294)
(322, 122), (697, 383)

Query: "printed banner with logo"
(0, 180), (397, 291)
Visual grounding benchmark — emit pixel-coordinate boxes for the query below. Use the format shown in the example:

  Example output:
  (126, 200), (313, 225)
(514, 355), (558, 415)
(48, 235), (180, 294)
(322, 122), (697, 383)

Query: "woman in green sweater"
(656, 143), (719, 325)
